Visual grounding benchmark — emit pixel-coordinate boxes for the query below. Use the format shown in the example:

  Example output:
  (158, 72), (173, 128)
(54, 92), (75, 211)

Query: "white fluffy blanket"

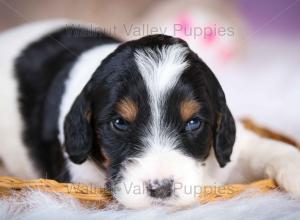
(1, 190), (300, 220)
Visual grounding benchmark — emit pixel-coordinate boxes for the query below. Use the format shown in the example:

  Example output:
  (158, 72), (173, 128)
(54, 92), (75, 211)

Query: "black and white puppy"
(1, 20), (300, 209)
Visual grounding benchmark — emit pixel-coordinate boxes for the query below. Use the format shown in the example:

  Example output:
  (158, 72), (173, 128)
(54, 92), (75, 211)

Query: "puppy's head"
(64, 35), (236, 208)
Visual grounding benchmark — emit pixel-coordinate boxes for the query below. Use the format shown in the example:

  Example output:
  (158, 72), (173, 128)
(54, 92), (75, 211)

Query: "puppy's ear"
(214, 102), (236, 167)
(206, 71), (236, 167)
(64, 86), (93, 164)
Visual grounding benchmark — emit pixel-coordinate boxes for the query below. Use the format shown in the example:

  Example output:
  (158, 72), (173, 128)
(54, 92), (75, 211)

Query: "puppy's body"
(0, 21), (300, 208)
(0, 20), (119, 183)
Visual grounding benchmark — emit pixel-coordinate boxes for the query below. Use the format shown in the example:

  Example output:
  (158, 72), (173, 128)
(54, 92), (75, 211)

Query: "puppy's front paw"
(266, 155), (300, 198)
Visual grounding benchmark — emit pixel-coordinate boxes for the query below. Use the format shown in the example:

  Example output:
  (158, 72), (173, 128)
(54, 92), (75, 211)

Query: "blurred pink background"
(0, 0), (299, 142)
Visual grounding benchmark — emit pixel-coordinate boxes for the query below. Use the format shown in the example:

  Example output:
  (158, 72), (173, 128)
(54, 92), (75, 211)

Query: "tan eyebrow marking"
(180, 100), (201, 121)
(116, 98), (138, 122)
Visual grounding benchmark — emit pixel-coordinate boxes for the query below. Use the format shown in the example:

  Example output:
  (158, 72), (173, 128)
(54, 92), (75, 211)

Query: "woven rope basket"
(0, 119), (297, 208)
(0, 176), (277, 208)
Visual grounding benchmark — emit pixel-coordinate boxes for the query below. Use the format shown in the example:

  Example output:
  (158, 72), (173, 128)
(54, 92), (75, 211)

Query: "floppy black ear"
(214, 102), (236, 167)
(64, 90), (93, 164)
(206, 71), (236, 168)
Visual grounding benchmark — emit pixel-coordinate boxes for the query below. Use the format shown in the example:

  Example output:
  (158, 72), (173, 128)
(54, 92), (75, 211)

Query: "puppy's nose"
(146, 178), (174, 199)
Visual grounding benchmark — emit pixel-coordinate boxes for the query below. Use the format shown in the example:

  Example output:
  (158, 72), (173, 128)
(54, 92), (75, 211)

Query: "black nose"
(146, 178), (174, 199)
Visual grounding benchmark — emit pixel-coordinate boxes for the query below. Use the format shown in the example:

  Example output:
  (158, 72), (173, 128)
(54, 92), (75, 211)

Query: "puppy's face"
(64, 35), (236, 209)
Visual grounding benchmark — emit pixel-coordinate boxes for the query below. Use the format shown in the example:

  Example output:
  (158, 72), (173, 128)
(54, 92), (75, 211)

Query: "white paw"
(266, 154), (300, 198)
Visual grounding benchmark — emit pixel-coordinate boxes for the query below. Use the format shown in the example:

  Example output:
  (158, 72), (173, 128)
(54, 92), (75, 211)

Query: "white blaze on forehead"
(134, 44), (189, 149)
(134, 44), (189, 93)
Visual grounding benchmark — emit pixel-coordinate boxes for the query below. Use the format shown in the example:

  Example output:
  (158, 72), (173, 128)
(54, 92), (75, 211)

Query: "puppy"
(0, 20), (300, 209)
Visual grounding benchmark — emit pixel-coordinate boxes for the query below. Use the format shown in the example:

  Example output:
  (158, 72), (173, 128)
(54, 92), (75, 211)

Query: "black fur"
(64, 87), (94, 164)
(200, 64), (236, 167)
(15, 26), (119, 181)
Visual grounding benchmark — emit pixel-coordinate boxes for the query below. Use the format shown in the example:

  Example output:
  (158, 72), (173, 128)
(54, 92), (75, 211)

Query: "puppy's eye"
(185, 117), (202, 132)
(111, 118), (129, 131)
